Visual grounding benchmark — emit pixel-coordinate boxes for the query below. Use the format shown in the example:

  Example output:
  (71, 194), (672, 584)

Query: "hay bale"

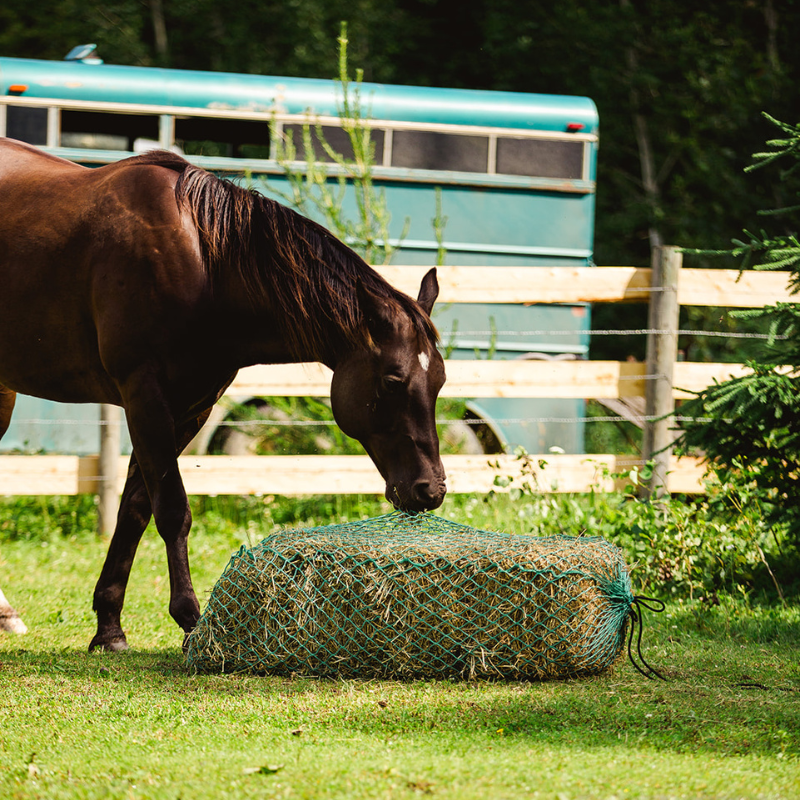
(185, 512), (635, 680)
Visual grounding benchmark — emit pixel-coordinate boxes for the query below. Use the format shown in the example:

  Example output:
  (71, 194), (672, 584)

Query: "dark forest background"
(2, 0), (799, 358)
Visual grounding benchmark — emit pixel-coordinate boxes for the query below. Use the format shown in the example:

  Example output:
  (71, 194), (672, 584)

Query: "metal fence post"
(641, 245), (681, 498)
(98, 404), (121, 537)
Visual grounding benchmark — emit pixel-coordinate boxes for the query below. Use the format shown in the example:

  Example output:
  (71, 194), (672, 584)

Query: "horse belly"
(0, 337), (115, 405)
(0, 264), (115, 403)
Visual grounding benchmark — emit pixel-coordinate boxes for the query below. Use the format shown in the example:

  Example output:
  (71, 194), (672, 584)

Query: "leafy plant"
(270, 22), (407, 265)
(269, 23), (449, 264)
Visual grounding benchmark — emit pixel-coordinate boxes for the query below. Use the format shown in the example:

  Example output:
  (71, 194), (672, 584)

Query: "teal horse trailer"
(0, 46), (598, 456)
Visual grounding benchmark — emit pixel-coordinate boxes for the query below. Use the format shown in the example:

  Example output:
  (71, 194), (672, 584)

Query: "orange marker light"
(8, 84), (28, 94)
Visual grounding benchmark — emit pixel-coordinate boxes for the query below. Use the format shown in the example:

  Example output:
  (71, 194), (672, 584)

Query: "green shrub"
(488, 452), (793, 601)
(678, 115), (800, 561)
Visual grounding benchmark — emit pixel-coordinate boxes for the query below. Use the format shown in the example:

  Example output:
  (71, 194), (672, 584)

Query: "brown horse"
(0, 138), (446, 651)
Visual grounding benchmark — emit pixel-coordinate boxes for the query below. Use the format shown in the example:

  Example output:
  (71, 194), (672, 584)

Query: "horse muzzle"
(386, 477), (446, 512)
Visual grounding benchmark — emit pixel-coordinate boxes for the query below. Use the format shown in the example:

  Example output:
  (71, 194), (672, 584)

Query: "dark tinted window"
(60, 110), (159, 150)
(6, 106), (47, 145)
(176, 117), (271, 158)
(496, 138), (583, 179)
(282, 124), (385, 164)
(392, 130), (488, 172)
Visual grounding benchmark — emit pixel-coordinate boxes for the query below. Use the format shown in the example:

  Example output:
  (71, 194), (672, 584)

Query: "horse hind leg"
(0, 388), (27, 634)
(0, 587), (28, 634)
(0, 383), (16, 441)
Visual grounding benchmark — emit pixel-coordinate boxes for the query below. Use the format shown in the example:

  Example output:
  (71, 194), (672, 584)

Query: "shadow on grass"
(2, 636), (798, 763)
(0, 645), (185, 679)
(2, 594), (798, 763)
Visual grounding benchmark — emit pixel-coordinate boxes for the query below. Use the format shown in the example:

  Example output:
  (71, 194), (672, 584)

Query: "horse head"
(330, 268), (446, 512)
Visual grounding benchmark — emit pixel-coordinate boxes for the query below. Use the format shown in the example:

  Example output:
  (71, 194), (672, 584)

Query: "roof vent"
(64, 44), (104, 65)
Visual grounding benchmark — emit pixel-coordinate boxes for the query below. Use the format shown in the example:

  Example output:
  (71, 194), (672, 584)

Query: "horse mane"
(128, 150), (438, 362)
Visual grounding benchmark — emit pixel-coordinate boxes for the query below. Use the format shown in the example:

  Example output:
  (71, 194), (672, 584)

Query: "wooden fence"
(0, 248), (793, 503)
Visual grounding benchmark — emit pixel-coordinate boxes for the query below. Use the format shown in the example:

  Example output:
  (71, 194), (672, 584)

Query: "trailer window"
(6, 105), (48, 145)
(496, 137), (584, 180)
(175, 116), (271, 159)
(60, 110), (159, 150)
(391, 130), (488, 173)
(282, 124), (385, 164)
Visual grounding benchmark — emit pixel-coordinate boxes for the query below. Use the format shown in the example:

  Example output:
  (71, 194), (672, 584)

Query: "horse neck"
(198, 189), (376, 369)
(214, 258), (362, 371)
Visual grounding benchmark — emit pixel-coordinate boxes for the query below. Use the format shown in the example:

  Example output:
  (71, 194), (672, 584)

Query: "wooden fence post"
(97, 404), (121, 537)
(641, 245), (681, 498)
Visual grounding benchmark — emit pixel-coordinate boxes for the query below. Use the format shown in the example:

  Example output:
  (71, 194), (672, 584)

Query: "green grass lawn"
(1, 506), (799, 800)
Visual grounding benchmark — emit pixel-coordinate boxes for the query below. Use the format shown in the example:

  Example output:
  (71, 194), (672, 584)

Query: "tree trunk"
(149, 0), (169, 62)
(621, 0), (664, 260)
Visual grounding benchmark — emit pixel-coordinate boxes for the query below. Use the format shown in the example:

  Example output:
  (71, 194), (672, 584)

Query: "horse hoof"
(88, 635), (129, 653)
(0, 614), (27, 634)
(0, 591), (27, 634)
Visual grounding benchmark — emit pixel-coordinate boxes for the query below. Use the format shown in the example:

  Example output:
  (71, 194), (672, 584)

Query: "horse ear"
(356, 278), (395, 341)
(417, 268), (439, 317)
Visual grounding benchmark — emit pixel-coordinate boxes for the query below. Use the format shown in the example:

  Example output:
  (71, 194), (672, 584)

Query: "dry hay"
(185, 512), (635, 680)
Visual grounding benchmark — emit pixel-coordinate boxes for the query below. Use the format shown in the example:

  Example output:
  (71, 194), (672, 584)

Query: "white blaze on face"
(418, 352), (430, 372)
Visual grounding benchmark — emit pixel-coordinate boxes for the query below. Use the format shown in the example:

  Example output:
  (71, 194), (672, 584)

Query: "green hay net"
(186, 511), (643, 680)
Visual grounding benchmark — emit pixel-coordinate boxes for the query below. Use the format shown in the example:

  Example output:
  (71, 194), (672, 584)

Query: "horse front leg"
(90, 413), (210, 652)
(155, 408), (216, 641)
(89, 455), (152, 651)
(94, 377), (214, 650)
(151, 463), (199, 640)
(91, 454), (197, 650)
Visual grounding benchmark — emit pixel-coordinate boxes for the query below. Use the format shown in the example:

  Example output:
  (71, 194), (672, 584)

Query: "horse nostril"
(386, 480), (445, 512)
(413, 480), (444, 509)
(413, 481), (430, 499)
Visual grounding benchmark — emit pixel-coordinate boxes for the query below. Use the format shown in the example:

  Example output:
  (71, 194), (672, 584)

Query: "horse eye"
(380, 375), (405, 394)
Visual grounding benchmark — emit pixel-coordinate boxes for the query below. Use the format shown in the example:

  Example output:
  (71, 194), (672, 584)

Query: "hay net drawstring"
(186, 511), (665, 681)
(627, 596), (667, 680)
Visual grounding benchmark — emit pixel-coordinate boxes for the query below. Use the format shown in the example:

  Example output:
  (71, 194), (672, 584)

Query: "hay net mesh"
(186, 511), (640, 680)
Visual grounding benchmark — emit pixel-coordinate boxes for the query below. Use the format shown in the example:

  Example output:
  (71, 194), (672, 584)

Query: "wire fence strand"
(450, 328), (786, 340)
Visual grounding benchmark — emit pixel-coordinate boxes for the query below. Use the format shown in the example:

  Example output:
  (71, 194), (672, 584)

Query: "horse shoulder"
(92, 162), (204, 279)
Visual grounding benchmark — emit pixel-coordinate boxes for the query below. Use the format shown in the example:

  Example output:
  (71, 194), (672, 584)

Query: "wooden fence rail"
(0, 453), (707, 496)
(225, 359), (771, 400)
(1, 253), (793, 501)
(374, 264), (795, 307)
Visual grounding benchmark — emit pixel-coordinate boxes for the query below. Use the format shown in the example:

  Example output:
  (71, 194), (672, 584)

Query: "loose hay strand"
(186, 512), (634, 680)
